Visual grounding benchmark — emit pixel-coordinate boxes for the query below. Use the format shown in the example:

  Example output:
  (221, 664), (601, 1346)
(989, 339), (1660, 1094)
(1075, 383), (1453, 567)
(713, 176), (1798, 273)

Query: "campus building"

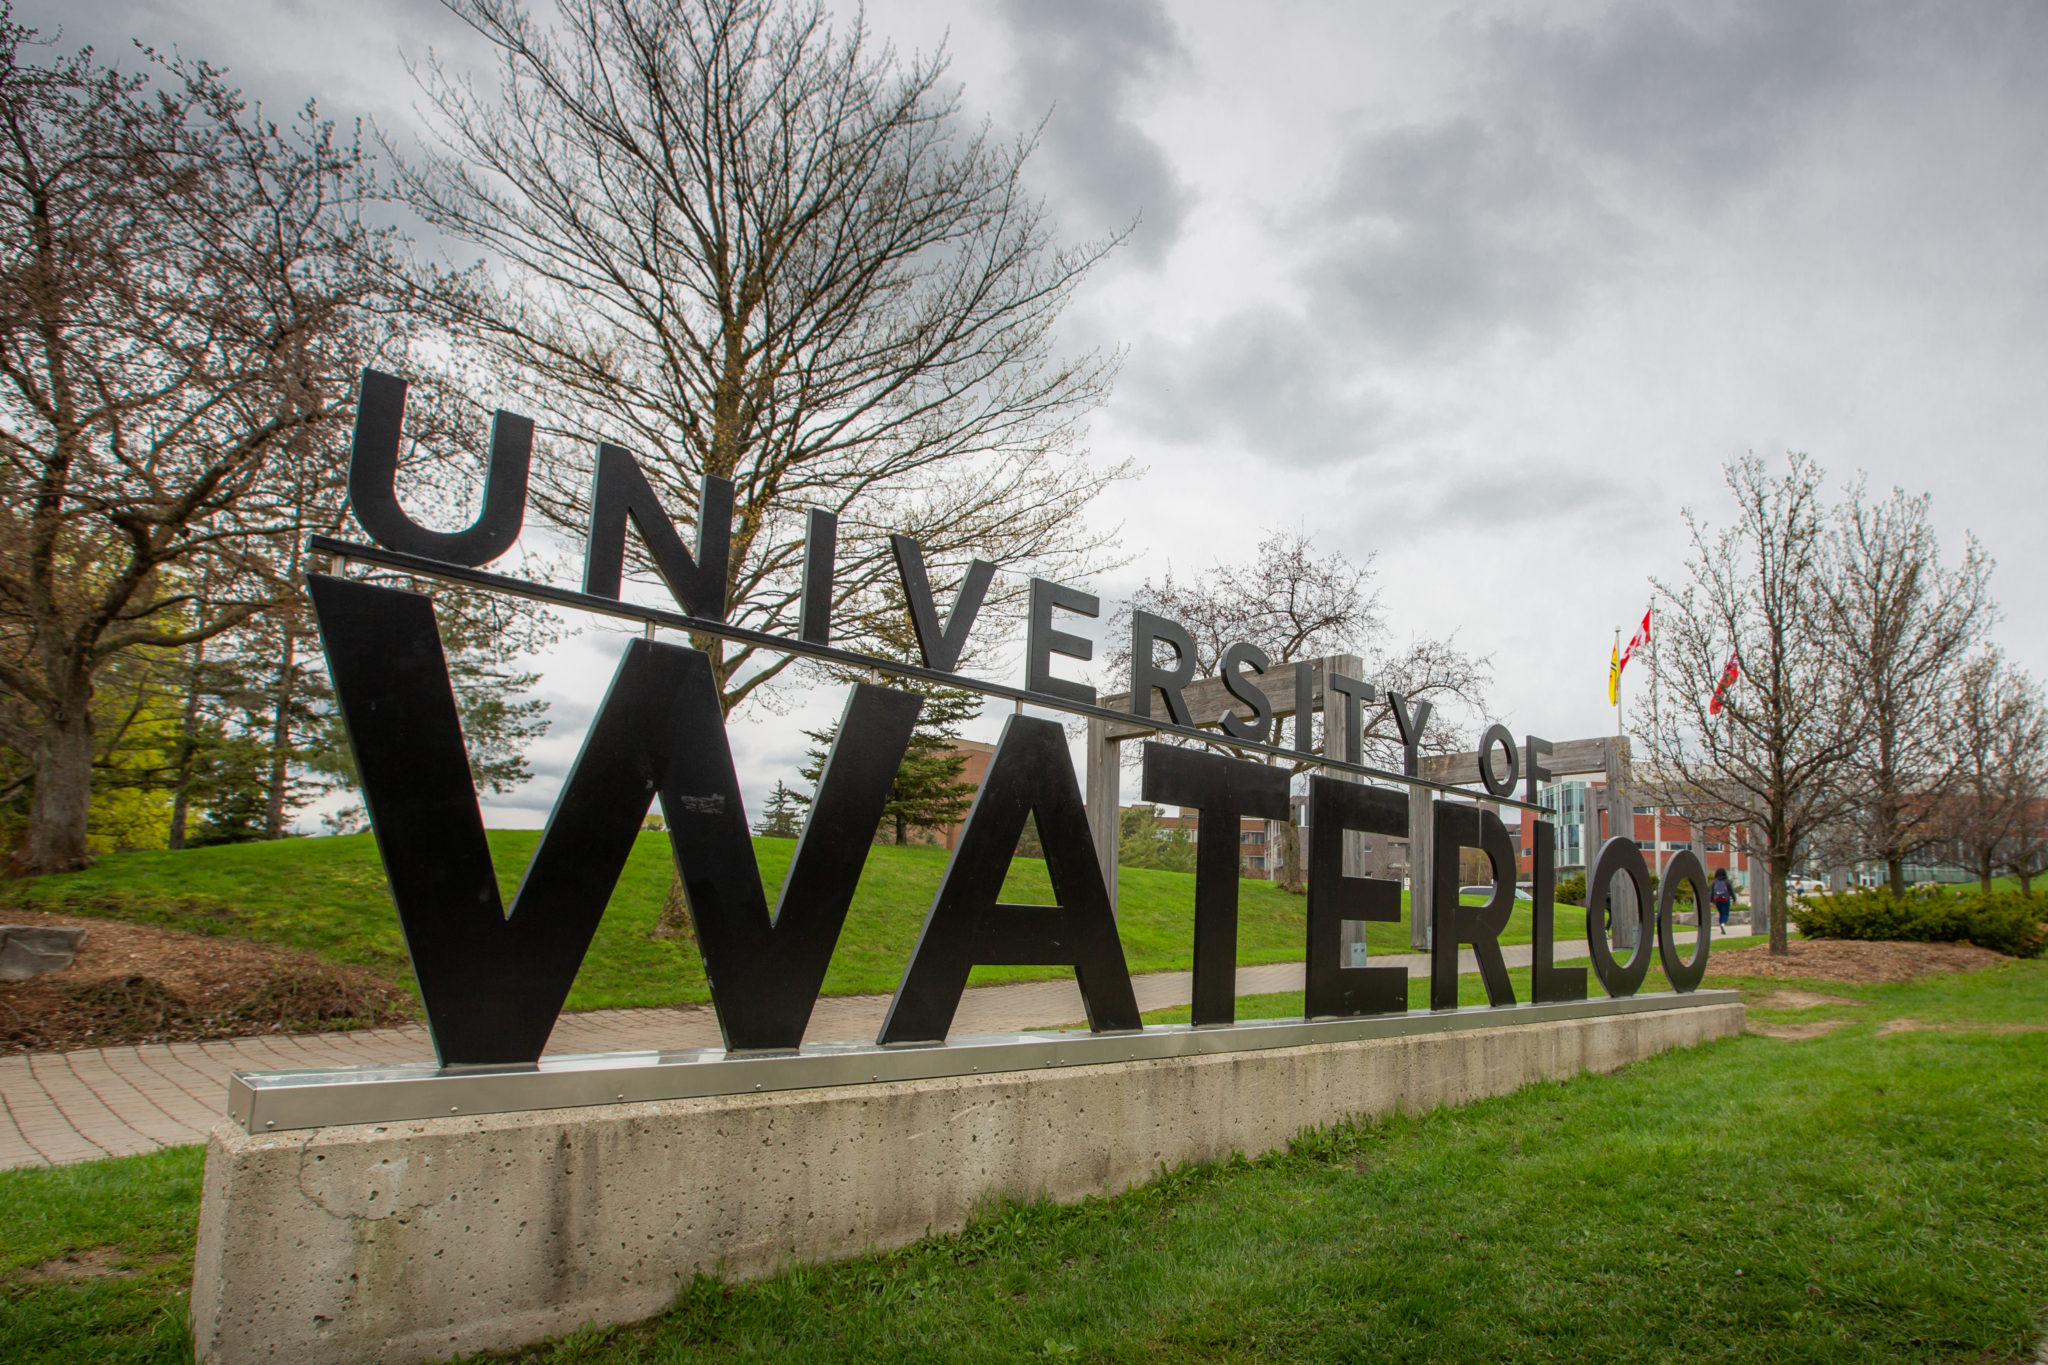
(1140, 807), (1277, 876)
(1517, 781), (1757, 888)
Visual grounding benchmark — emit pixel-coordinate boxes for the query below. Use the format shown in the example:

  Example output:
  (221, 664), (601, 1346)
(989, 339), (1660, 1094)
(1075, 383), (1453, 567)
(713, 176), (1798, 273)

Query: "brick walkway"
(0, 932), (1690, 1171)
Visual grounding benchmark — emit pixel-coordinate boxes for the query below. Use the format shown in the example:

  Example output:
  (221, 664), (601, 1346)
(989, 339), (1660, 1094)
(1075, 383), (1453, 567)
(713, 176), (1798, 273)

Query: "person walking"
(1710, 869), (1734, 934)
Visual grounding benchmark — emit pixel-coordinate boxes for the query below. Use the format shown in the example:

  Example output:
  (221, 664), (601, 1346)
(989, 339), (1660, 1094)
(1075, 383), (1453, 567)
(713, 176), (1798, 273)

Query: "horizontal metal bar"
(227, 990), (1737, 1133)
(306, 535), (1543, 811)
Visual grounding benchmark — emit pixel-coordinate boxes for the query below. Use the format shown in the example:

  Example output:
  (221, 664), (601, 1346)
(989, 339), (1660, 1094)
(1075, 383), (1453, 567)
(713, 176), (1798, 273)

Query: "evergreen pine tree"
(1118, 803), (1198, 873)
(753, 781), (805, 838)
(798, 681), (981, 845)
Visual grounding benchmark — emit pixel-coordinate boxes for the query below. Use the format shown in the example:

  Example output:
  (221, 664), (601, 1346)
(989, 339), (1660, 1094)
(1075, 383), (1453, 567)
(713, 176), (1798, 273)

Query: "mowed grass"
(4, 961), (2044, 1363)
(0, 832), (1539, 1011)
(0, 1146), (203, 1364)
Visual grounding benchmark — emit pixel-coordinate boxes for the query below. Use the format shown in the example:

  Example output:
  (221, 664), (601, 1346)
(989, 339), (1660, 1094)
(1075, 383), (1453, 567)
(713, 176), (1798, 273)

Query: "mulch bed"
(1711, 938), (2006, 984)
(0, 908), (418, 1055)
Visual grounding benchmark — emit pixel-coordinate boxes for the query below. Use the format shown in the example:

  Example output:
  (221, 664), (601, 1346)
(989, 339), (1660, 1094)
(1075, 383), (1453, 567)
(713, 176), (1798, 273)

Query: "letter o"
(1586, 836), (1654, 997)
(1656, 849), (1711, 992)
(1477, 723), (1519, 798)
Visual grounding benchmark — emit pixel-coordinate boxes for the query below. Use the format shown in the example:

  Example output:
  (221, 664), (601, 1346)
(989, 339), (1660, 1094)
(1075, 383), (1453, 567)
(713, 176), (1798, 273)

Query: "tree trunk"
(167, 641), (207, 851)
(1768, 855), (1790, 956)
(12, 695), (95, 875)
(1887, 856), (1905, 899)
(263, 632), (298, 839)
(1275, 818), (1305, 895)
(894, 811), (906, 846)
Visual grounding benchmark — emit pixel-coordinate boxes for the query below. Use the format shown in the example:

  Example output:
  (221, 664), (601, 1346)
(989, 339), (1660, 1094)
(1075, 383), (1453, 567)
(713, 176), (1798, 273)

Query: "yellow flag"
(1607, 639), (1620, 706)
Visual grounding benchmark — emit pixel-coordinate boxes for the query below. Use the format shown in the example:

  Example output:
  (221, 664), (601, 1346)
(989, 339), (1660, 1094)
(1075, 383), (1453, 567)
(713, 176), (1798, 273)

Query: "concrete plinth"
(191, 1001), (1742, 1364)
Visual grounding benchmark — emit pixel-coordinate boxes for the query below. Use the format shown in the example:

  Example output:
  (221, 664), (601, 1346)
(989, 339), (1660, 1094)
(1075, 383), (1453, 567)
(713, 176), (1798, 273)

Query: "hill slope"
(0, 833), (1534, 1012)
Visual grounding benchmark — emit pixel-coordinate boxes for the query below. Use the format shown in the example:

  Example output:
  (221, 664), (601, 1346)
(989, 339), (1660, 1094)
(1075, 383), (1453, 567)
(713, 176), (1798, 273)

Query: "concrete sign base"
(191, 999), (1742, 1364)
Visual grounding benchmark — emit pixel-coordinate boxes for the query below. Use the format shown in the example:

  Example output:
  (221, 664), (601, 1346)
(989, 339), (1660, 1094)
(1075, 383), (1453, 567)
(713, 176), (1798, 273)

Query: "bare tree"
(398, 0), (1128, 719)
(1950, 652), (2048, 892)
(2002, 752), (2048, 894)
(1824, 479), (1993, 894)
(0, 25), (405, 873)
(1636, 455), (1864, 954)
(1107, 530), (1491, 891)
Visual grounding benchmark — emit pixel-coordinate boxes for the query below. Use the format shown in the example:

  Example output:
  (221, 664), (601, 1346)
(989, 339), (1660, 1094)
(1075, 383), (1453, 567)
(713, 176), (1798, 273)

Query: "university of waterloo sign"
(312, 370), (1711, 1073)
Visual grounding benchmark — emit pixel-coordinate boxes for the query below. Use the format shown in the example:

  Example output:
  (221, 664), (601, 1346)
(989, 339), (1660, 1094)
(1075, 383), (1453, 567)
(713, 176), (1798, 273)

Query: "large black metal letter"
(878, 714), (1140, 1044)
(346, 369), (531, 566)
(582, 444), (733, 620)
(1529, 819), (1587, 1003)
(1656, 848), (1711, 992)
(313, 572), (684, 1064)
(799, 508), (837, 645)
(312, 574), (918, 1063)
(1219, 642), (1275, 744)
(1431, 802), (1518, 1009)
(658, 679), (921, 1051)
(1304, 777), (1409, 1018)
(890, 535), (995, 671)
(1025, 580), (1098, 705)
(1140, 744), (1290, 1025)
(1326, 674), (1374, 763)
(1130, 611), (1197, 726)
(1388, 692), (1433, 775)
(1586, 836), (1655, 997)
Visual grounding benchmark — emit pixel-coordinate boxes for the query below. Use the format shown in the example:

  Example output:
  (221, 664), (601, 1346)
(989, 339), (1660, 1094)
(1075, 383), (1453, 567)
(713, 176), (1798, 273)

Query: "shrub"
(1554, 873), (1586, 906)
(1646, 872), (1698, 905)
(1790, 887), (2046, 959)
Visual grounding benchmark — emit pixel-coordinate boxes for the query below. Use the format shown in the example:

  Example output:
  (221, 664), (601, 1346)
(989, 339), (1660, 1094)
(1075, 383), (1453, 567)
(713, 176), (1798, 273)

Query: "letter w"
(309, 574), (918, 1065)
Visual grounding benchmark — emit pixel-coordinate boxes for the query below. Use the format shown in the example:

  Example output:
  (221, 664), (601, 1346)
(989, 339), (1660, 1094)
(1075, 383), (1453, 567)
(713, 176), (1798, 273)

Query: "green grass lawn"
(0, 833), (1539, 1012)
(4, 960), (2043, 1363)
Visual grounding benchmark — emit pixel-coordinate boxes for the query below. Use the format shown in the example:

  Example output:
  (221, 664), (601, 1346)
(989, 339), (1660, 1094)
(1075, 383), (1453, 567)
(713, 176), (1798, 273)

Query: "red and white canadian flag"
(1707, 649), (1741, 716)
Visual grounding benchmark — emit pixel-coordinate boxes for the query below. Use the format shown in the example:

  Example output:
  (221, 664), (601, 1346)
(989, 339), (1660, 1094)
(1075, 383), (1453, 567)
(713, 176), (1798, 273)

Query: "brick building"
(1142, 807), (1277, 877)
(933, 740), (996, 850)
(1511, 766), (1757, 891)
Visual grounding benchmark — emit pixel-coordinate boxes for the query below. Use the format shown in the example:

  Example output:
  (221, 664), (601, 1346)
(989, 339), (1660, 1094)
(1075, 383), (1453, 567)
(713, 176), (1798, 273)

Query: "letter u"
(346, 368), (532, 566)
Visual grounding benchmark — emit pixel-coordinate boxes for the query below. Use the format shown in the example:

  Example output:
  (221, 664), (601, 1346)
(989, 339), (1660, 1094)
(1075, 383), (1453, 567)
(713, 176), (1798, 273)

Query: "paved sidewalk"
(0, 929), (1719, 1171)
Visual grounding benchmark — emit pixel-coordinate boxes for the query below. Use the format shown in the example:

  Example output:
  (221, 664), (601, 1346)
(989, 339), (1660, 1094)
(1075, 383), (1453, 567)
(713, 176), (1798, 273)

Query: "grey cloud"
(1113, 0), (1926, 459)
(996, 0), (1191, 263)
(1308, 115), (1620, 357)
(13, 0), (483, 136)
(1340, 451), (1630, 547)
(1482, 1), (1868, 203)
(1117, 307), (1390, 466)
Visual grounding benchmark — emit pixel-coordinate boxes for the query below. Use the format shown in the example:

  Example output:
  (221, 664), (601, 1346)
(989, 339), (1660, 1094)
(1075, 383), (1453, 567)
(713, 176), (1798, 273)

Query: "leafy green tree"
(0, 21), (407, 873)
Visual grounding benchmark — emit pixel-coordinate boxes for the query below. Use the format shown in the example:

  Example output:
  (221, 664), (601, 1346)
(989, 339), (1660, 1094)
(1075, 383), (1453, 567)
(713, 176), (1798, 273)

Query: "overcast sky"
(40, 0), (2048, 826)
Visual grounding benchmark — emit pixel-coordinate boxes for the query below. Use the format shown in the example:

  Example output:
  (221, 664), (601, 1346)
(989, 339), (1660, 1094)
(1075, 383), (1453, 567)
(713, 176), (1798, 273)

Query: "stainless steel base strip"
(227, 990), (1739, 1133)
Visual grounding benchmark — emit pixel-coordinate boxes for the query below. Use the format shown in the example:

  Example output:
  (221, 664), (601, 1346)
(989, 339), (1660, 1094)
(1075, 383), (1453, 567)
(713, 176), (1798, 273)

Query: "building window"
(1705, 842), (1724, 852)
(1635, 840), (1654, 850)
(1633, 805), (1653, 815)
(1663, 841), (1691, 851)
